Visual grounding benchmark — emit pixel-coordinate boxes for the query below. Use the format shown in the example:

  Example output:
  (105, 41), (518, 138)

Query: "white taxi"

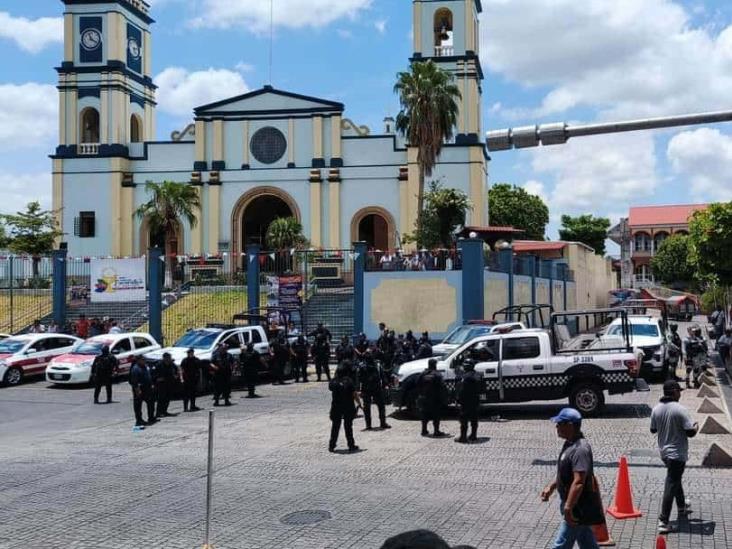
(46, 333), (160, 385)
(0, 334), (83, 386)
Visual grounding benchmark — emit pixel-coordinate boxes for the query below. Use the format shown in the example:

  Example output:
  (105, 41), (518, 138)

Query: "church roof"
(194, 85), (344, 118)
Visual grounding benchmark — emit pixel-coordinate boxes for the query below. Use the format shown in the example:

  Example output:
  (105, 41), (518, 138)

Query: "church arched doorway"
(351, 207), (396, 251)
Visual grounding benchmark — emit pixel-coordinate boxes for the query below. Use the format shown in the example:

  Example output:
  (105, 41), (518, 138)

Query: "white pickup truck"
(391, 328), (644, 416)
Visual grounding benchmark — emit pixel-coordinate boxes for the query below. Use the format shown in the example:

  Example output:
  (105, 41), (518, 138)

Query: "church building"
(52, 0), (488, 262)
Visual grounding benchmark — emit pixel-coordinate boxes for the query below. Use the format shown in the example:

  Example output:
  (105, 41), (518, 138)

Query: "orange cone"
(590, 477), (616, 546)
(606, 456), (642, 519)
(656, 535), (667, 548)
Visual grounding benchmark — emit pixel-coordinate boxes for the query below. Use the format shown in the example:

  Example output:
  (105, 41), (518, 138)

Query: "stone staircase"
(302, 286), (354, 342)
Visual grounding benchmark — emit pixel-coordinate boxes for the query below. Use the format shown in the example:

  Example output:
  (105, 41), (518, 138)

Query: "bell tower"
(56, 0), (156, 157)
(412, 0), (483, 143)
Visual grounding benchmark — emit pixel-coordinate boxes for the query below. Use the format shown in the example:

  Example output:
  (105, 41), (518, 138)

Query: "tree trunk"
(417, 163), (425, 222)
(164, 237), (174, 289)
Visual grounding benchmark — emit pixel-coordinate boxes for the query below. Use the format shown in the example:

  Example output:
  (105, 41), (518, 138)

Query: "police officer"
(290, 334), (310, 382)
(417, 359), (446, 437)
(359, 349), (391, 430)
(328, 361), (360, 453)
(415, 332), (433, 360)
(271, 334), (290, 385)
(312, 334), (331, 381)
(455, 360), (482, 443)
(154, 352), (178, 417)
(180, 348), (202, 412)
(210, 343), (232, 406)
(240, 342), (264, 398)
(92, 345), (118, 404)
(666, 324), (683, 381)
(354, 333), (369, 361)
(684, 325), (707, 389)
(404, 330), (417, 354)
(335, 335), (355, 365)
(309, 322), (332, 343)
(129, 356), (155, 427)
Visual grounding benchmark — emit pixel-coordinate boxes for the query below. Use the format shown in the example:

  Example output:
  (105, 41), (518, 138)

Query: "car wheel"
(569, 383), (604, 416)
(4, 367), (23, 386)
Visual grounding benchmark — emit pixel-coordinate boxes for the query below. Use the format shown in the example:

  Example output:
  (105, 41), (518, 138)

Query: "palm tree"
(266, 217), (308, 250)
(135, 181), (201, 288)
(394, 60), (461, 216)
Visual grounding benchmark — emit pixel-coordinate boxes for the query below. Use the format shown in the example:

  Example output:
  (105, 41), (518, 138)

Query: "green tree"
(688, 201), (732, 286)
(488, 184), (549, 240)
(403, 182), (472, 249)
(650, 234), (695, 287)
(135, 181), (201, 288)
(265, 217), (308, 250)
(558, 214), (611, 255)
(394, 60), (461, 215)
(2, 201), (63, 275)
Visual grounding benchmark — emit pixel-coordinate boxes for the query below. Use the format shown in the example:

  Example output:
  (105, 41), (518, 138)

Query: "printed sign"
(90, 258), (146, 302)
(278, 275), (303, 311)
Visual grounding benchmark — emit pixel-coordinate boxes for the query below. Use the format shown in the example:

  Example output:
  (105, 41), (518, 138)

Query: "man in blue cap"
(541, 407), (603, 548)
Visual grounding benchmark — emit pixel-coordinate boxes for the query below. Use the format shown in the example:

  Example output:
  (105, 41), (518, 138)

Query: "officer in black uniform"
(404, 330), (417, 355)
(271, 334), (290, 385)
(240, 342), (264, 398)
(92, 345), (118, 404)
(417, 359), (446, 437)
(312, 334), (331, 381)
(328, 361), (360, 453)
(309, 322), (332, 342)
(154, 352), (178, 417)
(290, 334), (310, 382)
(392, 340), (411, 369)
(455, 360), (482, 443)
(335, 335), (355, 365)
(415, 332), (433, 360)
(354, 333), (369, 361)
(359, 349), (391, 430)
(129, 356), (155, 427)
(210, 343), (232, 406)
(180, 348), (202, 412)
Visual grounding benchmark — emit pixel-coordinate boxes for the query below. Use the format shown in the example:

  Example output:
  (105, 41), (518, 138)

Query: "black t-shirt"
(181, 356), (201, 383)
(329, 376), (356, 417)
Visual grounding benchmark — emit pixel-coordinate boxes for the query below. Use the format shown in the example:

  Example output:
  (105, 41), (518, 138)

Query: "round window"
(250, 127), (287, 164)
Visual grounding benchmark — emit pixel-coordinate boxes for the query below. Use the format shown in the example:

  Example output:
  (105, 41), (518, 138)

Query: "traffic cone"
(656, 535), (667, 548)
(591, 477), (616, 546)
(607, 456), (642, 519)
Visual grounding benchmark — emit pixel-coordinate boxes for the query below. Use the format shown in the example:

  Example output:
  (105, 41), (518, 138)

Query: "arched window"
(433, 8), (454, 56)
(653, 231), (669, 252)
(634, 232), (651, 252)
(130, 114), (142, 143)
(80, 108), (100, 143)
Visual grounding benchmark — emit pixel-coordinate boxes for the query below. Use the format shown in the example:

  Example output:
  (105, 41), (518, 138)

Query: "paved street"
(2, 365), (732, 549)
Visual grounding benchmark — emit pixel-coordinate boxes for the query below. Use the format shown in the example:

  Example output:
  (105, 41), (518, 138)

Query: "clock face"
(80, 29), (102, 51)
(128, 38), (141, 60)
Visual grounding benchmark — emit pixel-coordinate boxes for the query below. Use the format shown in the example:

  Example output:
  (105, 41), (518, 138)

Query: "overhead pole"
(486, 109), (732, 151)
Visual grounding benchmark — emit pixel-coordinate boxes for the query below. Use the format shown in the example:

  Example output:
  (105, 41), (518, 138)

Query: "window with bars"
(74, 211), (96, 238)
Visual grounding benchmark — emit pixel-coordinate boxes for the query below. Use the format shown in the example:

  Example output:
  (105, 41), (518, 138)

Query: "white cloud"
(667, 128), (732, 201)
(155, 67), (250, 117)
(0, 172), (52, 214)
(190, 0), (372, 32)
(527, 132), (658, 216)
(482, 0), (732, 120)
(0, 12), (62, 54)
(521, 179), (548, 203)
(0, 83), (57, 148)
(374, 19), (387, 34)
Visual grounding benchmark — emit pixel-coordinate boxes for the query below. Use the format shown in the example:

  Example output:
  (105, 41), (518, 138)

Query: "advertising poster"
(278, 275), (303, 311)
(90, 258), (146, 302)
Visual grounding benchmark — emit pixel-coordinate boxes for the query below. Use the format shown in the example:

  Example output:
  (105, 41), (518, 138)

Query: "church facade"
(53, 0), (488, 261)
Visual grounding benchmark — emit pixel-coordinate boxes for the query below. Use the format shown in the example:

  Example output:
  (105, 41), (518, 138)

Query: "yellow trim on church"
(329, 180), (340, 248)
(312, 116), (323, 159)
(310, 181), (322, 247)
(208, 184), (221, 254)
(195, 120), (206, 163)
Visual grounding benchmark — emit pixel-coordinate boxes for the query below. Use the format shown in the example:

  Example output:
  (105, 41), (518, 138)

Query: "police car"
(604, 316), (667, 376)
(392, 323), (644, 416)
(0, 333), (83, 386)
(45, 333), (161, 384)
(432, 321), (527, 356)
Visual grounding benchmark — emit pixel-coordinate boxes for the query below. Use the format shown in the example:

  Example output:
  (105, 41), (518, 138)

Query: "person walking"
(718, 328), (732, 367)
(416, 359), (446, 437)
(666, 324), (683, 381)
(541, 408), (604, 549)
(328, 361), (360, 453)
(312, 334), (331, 382)
(684, 325), (707, 388)
(359, 349), (391, 430)
(240, 342), (264, 398)
(290, 334), (310, 382)
(711, 304), (726, 345)
(129, 356), (155, 427)
(651, 380), (698, 534)
(455, 360), (482, 443)
(153, 352), (178, 417)
(210, 343), (232, 406)
(92, 345), (118, 404)
(180, 348), (202, 412)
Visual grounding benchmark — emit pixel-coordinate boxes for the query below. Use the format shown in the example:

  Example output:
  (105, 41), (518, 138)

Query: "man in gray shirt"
(650, 380), (698, 534)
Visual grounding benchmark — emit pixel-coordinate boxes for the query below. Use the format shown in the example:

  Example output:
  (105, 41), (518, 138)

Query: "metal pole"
(203, 410), (215, 549)
(9, 256), (14, 333)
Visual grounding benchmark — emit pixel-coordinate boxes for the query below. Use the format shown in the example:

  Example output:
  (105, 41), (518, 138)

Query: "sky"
(2, 0), (732, 247)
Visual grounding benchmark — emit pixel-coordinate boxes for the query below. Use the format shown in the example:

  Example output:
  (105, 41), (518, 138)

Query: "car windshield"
(71, 341), (107, 355)
(0, 339), (26, 354)
(608, 324), (659, 338)
(173, 330), (220, 350)
(442, 326), (491, 345)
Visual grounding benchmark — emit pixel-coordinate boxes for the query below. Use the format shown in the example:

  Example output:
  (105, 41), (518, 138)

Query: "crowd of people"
(366, 249), (462, 272)
(28, 314), (125, 337)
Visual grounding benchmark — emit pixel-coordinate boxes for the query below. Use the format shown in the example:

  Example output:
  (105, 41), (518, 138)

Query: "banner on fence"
(91, 258), (146, 302)
(278, 275), (303, 311)
(266, 276), (279, 308)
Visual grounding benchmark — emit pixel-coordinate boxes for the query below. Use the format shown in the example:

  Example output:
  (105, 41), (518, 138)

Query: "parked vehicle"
(0, 334), (83, 386)
(45, 333), (161, 384)
(392, 309), (646, 416)
(604, 316), (668, 377)
(432, 321), (526, 357)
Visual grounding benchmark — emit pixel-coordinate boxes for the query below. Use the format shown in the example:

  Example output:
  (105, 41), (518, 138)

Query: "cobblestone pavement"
(1, 364), (732, 549)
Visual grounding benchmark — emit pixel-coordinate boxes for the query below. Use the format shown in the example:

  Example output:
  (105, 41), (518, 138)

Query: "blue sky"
(2, 0), (732, 246)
